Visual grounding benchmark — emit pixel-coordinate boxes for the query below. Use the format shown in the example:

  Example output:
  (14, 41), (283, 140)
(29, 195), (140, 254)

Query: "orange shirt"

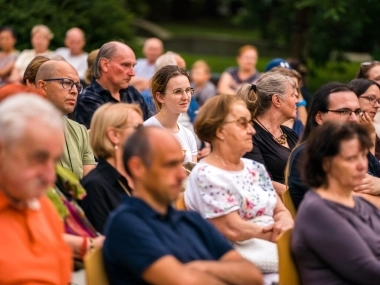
(0, 190), (72, 284)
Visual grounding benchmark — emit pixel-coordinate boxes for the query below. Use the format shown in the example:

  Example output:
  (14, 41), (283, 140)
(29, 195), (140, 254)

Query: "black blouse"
(244, 123), (299, 183)
(79, 158), (131, 234)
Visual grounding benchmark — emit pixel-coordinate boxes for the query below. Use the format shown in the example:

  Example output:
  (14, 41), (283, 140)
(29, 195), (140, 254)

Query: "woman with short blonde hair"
(80, 102), (143, 234)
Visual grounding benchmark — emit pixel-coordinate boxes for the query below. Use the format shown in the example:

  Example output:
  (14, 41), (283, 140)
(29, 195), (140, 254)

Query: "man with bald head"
(130, 38), (164, 92)
(36, 60), (96, 178)
(103, 126), (263, 285)
(56, 27), (88, 80)
(75, 40), (152, 128)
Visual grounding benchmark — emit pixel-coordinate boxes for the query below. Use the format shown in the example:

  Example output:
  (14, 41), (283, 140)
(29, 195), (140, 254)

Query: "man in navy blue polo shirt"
(103, 126), (263, 285)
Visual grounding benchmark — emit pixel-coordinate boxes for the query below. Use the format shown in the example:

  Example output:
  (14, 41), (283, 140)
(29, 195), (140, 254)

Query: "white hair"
(154, 51), (177, 72)
(0, 94), (63, 145)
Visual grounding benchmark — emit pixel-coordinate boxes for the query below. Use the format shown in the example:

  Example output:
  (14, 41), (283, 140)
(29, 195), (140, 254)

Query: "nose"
(248, 123), (256, 135)
(349, 112), (359, 122)
(129, 67), (135, 77)
(42, 161), (57, 186)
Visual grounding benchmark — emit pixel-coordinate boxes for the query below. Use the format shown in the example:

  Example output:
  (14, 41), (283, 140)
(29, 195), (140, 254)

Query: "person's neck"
(316, 179), (355, 208)
(34, 48), (47, 54)
(239, 67), (256, 77)
(0, 183), (31, 209)
(70, 50), (83, 57)
(155, 109), (180, 132)
(0, 48), (15, 55)
(194, 81), (207, 89)
(256, 111), (288, 135)
(106, 153), (129, 179)
(133, 186), (168, 215)
(206, 145), (243, 171)
(96, 78), (122, 101)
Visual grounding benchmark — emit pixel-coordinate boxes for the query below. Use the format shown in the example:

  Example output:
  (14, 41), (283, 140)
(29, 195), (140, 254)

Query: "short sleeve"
(189, 131), (198, 156)
(79, 124), (96, 165)
(103, 212), (172, 278)
(185, 165), (240, 219)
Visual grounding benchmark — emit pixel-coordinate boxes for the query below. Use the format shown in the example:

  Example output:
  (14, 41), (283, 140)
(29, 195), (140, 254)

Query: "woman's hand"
(353, 174), (380, 195)
(359, 111), (373, 125)
(262, 217), (294, 242)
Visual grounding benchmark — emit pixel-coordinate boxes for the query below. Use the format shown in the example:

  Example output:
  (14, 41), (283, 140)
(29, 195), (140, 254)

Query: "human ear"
(106, 127), (120, 145)
(314, 111), (324, 125)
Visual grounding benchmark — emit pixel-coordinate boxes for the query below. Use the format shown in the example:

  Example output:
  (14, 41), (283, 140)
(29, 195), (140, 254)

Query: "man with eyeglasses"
(36, 60), (96, 179)
(74, 41), (152, 129)
(287, 82), (380, 210)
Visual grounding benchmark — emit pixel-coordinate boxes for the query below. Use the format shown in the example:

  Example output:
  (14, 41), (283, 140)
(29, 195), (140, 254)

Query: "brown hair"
(356, 61), (380, 79)
(90, 103), (143, 159)
(150, 65), (190, 111)
(237, 72), (294, 118)
(191, 60), (211, 74)
(85, 49), (100, 85)
(22, 56), (50, 85)
(194, 94), (246, 143)
(237, 45), (258, 57)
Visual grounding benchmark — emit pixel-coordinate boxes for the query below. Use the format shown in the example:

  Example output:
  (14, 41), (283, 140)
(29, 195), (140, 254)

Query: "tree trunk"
(291, 7), (311, 61)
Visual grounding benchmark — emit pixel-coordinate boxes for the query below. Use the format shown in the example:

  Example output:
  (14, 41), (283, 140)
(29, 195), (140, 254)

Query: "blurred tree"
(0, 0), (136, 52)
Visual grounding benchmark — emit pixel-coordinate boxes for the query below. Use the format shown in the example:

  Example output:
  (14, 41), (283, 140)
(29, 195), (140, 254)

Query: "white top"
(134, 58), (155, 79)
(55, 47), (88, 79)
(143, 116), (198, 163)
(15, 49), (56, 77)
(185, 158), (277, 226)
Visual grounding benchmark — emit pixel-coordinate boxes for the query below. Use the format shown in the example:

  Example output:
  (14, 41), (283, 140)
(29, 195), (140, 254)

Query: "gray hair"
(237, 72), (294, 117)
(154, 51), (177, 72)
(92, 41), (119, 79)
(0, 94), (63, 145)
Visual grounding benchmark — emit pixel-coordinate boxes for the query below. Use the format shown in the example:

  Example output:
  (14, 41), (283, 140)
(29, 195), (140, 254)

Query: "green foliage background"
(0, 0), (137, 52)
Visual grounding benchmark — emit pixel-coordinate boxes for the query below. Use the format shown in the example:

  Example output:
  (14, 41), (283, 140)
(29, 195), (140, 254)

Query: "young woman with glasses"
(144, 65), (198, 163)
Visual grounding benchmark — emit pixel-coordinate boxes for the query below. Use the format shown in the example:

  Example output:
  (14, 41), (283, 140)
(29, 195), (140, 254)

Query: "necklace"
(255, 117), (287, 145)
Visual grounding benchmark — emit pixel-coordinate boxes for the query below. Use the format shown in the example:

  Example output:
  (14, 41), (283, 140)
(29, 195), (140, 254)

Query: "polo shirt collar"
(90, 77), (127, 100)
(125, 196), (182, 222)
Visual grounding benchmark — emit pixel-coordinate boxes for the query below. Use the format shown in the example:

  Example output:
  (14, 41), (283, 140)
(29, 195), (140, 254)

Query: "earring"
(114, 145), (118, 150)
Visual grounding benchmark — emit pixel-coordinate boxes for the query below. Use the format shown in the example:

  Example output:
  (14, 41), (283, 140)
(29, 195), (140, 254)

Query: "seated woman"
(217, 45), (260, 95)
(0, 26), (19, 86)
(8, 25), (55, 83)
(185, 94), (293, 284)
(292, 121), (380, 285)
(144, 65), (198, 163)
(80, 103), (143, 234)
(237, 72), (299, 194)
(348, 78), (380, 159)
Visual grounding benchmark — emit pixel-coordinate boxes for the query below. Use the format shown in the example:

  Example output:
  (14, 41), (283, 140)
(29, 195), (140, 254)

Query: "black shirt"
(79, 158), (131, 234)
(244, 123), (299, 183)
(74, 77), (152, 129)
(288, 143), (380, 210)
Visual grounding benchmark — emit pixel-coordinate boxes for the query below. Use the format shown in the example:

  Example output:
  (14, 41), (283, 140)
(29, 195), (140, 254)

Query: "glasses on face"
(43, 78), (83, 94)
(359, 95), (380, 106)
(224, 117), (254, 129)
(161, 87), (194, 98)
(325, 108), (363, 118)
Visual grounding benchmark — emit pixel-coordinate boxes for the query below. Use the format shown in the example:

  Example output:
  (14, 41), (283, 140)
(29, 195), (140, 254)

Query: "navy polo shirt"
(103, 197), (233, 285)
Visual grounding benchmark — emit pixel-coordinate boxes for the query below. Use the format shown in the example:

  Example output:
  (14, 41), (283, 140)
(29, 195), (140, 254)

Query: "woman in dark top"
(292, 121), (380, 285)
(348, 78), (380, 159)
(80, 103), (143, 233)
(237, 72), (299, 194)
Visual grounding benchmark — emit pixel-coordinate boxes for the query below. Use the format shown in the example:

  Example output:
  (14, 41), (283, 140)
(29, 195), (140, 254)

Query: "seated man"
(75, 41), (152, 128)
(55, 27), (88, 81)
(103, 126), (263, 285)
(36, 60), (96, 178)
(0, 94), (72, 284)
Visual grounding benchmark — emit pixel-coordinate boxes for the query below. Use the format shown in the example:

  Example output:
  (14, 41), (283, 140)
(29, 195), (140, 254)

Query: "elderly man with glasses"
(36, 60), (96, 179)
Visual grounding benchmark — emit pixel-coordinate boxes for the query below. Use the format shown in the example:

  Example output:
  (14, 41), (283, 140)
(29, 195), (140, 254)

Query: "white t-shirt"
(55, 47), (88, 80)
(185, 158), (277, 226)
(134, 58), (155, 79)
(15, 49), (56, 77)
(143, 116), (198, 162)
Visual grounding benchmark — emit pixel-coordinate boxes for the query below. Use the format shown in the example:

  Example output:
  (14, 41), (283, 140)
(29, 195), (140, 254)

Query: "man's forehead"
(328, 91), (360, 109)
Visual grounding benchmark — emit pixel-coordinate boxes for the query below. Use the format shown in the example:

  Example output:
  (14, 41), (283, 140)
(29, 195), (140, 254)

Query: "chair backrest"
(84, 247), (109, 285)
(174, 192), (186, 210)
(281, 190), (297, 220)
(277, 229), (300, 285)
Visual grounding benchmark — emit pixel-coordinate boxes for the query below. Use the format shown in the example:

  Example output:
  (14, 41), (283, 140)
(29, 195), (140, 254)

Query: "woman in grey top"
(292, 121), (380, 285)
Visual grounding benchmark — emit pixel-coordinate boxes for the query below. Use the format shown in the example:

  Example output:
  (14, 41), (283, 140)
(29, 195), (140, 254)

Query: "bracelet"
(296, 99), (306, 108)
(89, 237), (95, 252)
(80, 237), (88, 259)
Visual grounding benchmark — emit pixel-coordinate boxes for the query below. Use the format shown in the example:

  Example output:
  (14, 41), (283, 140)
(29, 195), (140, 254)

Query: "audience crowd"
(2, 23), (380, 285)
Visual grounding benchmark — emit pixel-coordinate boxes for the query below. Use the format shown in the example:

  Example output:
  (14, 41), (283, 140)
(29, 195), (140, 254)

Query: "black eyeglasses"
(359, 95), (380, 106)
(161, 88), (195, 98)
(224, 117), (254, 129)
(43, 78), (83, 94)
(324, 109), (363, 117)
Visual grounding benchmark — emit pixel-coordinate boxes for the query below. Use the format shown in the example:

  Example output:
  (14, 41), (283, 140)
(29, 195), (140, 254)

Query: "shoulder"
(144, 116), (160, 126)
(64, 117), (87, 133)
(126, 86), (142, 97)
(224, 67), (238, 74)
(55, 47), (68, 55)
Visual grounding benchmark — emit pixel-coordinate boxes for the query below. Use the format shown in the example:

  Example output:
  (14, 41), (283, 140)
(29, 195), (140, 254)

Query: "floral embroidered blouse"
(185, 158), (277, 227)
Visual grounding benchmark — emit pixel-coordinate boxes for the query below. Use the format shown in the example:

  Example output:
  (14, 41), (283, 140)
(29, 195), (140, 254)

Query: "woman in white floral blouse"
(185, 94), (293, 284)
